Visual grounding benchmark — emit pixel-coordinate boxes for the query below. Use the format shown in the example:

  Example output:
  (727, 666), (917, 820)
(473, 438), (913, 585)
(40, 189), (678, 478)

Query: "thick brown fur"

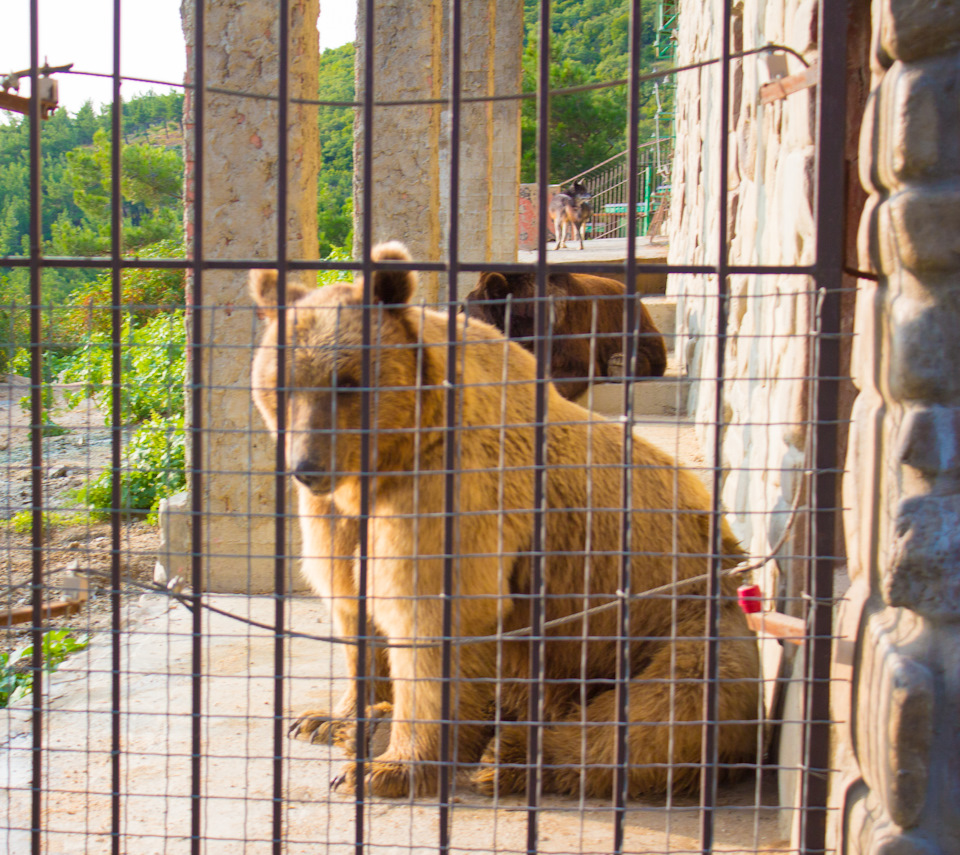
(248, 241), (760, 801)
(465, 270), (667, 399)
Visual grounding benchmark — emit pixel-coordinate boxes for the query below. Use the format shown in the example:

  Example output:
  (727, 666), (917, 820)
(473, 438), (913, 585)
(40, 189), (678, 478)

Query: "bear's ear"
(369, 241), (416, 306)
(248, 269), (312, 319)
(476, 272), (511, 300)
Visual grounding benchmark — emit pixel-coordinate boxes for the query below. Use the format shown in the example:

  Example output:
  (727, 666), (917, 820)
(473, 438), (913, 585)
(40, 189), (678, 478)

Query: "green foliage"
(57, 241), (186, 343)
(5, 510), (88, 534)
(317, 43), (356, 256)
(75, 412), (185, 519)
(60, 309), (185, 424)
(516, 0), (673, 183)
(52, 128), (183, 256)
(0, 630), (90, 708)
(0, 93), (186, 367)
(0, 91), (183, 260)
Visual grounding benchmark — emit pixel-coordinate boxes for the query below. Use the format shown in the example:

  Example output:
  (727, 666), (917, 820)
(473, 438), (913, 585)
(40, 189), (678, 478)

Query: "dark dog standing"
(549, 182), (592, 250)
(465, 270), (667, 400)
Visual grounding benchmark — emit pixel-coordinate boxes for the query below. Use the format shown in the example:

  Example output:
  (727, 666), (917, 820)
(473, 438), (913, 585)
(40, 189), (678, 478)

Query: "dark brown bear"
(464, 270), (667, 399)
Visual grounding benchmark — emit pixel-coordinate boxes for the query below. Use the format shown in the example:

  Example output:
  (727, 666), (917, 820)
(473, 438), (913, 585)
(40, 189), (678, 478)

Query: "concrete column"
(353, 0), (522, 301)
(830, 2), (960, 852)
(176, 0), (319, 592)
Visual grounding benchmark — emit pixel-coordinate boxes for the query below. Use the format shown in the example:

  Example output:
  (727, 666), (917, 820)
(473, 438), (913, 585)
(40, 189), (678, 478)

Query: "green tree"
(316, 43), (355, 255)
(51, 128), (183, 256)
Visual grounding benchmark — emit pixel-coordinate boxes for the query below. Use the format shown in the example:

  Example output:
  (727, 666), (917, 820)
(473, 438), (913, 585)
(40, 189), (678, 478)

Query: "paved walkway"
(518, 235), (669, 265)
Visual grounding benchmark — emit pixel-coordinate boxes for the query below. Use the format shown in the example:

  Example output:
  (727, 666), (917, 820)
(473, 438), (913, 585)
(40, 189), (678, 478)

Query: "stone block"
(887, 292), (960, 403)
(855, 608), (933, 830)
(156, 490), (191, 585)
(846, 788), (943, 855)
(889, 493), (960, 618)
(896, 403), (960, 479)
(878, 0), (960, 64)
(887, 56), (960, 183)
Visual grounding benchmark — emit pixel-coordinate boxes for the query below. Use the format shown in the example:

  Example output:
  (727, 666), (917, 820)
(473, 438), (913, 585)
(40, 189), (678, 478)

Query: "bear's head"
(249, 241), (440, 495)
(464, 272), (571, 347)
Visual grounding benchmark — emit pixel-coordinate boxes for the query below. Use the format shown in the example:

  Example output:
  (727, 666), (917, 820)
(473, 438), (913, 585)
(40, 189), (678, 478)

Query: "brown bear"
(249, 242), (759, 800)
(464, 270), (667, 400)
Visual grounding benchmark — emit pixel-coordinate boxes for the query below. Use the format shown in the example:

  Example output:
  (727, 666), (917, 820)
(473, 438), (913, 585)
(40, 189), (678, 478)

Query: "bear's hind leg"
(472, 637), (760, 799)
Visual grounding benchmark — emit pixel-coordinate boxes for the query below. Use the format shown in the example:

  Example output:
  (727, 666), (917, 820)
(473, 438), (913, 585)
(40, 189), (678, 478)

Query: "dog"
(549, 181), (592, 250)
(464, 270), (667, 400)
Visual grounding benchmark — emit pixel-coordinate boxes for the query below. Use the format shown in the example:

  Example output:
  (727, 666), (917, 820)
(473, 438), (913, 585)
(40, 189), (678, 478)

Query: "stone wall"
(668, 0), (822, 601)
(830, 1), (960, 852)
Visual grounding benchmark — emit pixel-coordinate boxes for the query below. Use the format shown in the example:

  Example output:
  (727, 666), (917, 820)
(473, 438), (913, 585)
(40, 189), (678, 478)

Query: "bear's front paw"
(289, 702), (393, 754)
(288, 709), (349, 745)
(331, 758), (416, 799)
(471, 726), (530, 796)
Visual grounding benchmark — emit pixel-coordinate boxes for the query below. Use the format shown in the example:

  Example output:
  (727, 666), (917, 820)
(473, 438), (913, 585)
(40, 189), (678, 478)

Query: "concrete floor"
(1, 366), (786, 855)
(2, 593), (786, 855)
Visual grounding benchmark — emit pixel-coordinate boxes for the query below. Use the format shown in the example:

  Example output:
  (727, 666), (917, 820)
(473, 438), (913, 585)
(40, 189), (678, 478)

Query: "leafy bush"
(0, 630), (90, 708)
(60, 309), (185, 424)
(74, 412), (185, 519)
(57, 241), (186, 342)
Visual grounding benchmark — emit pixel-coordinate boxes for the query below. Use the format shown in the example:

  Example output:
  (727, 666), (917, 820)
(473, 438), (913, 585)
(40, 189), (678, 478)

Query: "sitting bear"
(248, 242), (759, 800)
(464, 270), (667, 399)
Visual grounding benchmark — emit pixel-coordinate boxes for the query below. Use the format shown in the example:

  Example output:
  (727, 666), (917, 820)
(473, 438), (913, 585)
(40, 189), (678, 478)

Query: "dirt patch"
(1, 375), (160, 655)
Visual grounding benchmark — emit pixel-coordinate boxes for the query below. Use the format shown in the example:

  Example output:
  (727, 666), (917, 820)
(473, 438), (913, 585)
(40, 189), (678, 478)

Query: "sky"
(2, 1), (357, 115)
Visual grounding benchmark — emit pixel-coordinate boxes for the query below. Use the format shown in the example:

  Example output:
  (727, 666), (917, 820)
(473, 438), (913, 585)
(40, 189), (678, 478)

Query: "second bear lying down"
(249, 243), (760, 800)
(464, 270), (667, 399)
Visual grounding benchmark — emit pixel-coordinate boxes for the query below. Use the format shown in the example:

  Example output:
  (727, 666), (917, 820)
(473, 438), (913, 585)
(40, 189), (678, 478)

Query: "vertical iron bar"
(110, 0), (124, 850)
(273, 1), (291, 852)
(355, 0), (376, 849)
(439, 0), (463, 850)
(804, 0), (848, 851)
(613, 1), (644, 850)
(190, 0), (206, 850)
(527, 1), (551, 851)
(27, 2), (43, 851)
(701, 0), (733, 848)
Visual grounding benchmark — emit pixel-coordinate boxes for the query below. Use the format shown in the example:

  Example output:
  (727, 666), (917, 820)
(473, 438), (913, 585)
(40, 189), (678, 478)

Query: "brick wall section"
(830, 2), (960, 852)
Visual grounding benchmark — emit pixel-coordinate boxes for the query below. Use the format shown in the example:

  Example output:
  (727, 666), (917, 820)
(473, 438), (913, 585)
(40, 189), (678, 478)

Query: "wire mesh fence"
(1, 0), (852, 852)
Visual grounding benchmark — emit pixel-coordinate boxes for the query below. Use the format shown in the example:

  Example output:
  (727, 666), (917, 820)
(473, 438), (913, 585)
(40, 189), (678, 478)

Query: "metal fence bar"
(109, 0), (124, 850)
(527, 1), (553, 850)
(27, 2), (43, 852)
(272, 2), (291, 851)
(355, 0), (377, 849)
(189, 0), (207, 850)
(804, 0), (849, 851)
(439, 0), (465, 849)
(701, 0), (735, 848)
(612, 1), (645, 850)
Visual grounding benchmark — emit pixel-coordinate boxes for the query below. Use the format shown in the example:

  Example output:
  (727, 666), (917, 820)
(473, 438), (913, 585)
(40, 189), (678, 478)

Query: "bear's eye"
(333, 374), (360, 392)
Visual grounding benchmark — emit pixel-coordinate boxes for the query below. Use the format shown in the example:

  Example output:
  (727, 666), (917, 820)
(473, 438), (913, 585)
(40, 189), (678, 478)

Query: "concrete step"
(641, 294), (677, 338)
(576, 353), (690, 418)
(578, 375), (690, 418)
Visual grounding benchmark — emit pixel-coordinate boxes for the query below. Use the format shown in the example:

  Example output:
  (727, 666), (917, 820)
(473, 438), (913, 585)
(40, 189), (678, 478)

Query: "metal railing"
(559, 138), (673, 239)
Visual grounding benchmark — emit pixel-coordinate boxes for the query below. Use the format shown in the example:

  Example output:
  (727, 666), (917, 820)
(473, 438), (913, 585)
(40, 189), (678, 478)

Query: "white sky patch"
(1, 1), (356, 115)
